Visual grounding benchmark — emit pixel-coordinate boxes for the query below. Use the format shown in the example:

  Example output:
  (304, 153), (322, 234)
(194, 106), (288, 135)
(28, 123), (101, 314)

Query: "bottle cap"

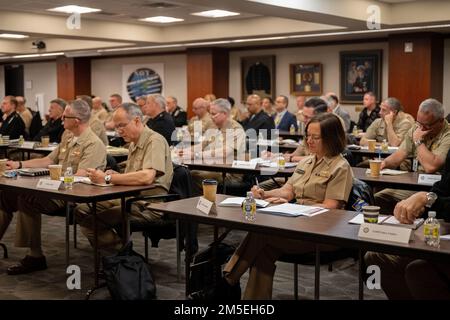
(428, 211), (436, 218)
(246, 191), (253, 197)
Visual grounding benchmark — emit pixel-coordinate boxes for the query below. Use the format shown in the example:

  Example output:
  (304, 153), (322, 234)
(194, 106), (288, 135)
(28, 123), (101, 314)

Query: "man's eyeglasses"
(62, 115), (80, 120)
(416, 119), (441, 130)
(115, 121), (131, 131)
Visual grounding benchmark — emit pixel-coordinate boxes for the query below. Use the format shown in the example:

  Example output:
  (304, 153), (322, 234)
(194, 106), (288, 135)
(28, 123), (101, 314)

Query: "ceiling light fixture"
(191, 9), (240, 18)
(140, 16), (184, 23)
(0, 33), (29, 39)
(12, 52), (64, 59)
(48, 5), (101, 14)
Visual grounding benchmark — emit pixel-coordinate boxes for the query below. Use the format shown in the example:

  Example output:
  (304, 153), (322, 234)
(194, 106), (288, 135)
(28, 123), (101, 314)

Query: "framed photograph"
(340, 50), (382, 103)
(290, 63), (322, 96)
(241, 55), (276, 101)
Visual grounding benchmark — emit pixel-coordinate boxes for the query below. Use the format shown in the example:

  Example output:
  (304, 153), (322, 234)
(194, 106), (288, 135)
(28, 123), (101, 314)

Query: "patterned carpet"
(0, 215), (386, 300)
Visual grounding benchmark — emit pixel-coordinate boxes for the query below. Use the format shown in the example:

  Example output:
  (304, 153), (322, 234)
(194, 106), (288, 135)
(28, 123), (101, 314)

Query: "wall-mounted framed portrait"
(289, 62), (322, 96)
(241, 55), (276, 101)
(340, 50), (382, 103)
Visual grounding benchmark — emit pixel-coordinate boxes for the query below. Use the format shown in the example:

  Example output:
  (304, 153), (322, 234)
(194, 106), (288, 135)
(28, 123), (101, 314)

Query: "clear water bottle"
(242, 191), (256, 222)
(352, 125), (359, 136)
(424, 211), (440, 247)
(64, 166), (74, 190)
(18, 135), (24, 146)
(381, 139), (389, 152)
(289, 124), (295, 135)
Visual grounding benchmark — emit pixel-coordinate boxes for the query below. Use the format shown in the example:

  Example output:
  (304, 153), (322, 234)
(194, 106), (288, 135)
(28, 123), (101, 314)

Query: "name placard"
(418, 174), (442, 186)
(36, 179), (62, 191)
(196, 197), (213, 214)
(232, 160), (257, 169)
(20, 141), (35, 149)
(358, 223), (413, 244)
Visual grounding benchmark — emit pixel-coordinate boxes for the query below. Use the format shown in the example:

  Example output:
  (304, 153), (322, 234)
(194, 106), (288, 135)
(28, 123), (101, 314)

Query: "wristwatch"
(425, 192), (437, 208)
(414, 139), (423, 148)
(104, 174), (112, 185)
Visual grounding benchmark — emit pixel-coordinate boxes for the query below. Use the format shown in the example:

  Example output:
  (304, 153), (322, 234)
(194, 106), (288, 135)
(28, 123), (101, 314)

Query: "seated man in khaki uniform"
(74, 103), (173, 251)
(77, 95), (108, 146)
(0, 99), (106, 275)
(178, 98), (245, 194)
(375, 98), (450, 214)
(188, 97), (216, 138)
(360, 97), (413, 147)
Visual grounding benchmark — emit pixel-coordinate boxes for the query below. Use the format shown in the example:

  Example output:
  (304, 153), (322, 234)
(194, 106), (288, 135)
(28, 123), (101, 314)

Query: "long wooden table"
(150, 194), (450, 299)
(0, 175), (154, 289)
(352, 167), (433, 191)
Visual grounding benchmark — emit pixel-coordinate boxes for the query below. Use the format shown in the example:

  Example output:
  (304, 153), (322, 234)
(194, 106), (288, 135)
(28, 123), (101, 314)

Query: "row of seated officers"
(0, 95), (448, 300)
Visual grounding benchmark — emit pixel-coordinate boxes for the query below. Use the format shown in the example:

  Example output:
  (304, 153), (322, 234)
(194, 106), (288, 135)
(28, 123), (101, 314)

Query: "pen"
(255, 177), (260, 188)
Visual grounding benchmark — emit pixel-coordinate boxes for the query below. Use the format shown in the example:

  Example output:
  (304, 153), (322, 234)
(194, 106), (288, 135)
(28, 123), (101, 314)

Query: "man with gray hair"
(75, 103), (173, 251)
(178, 98), (246, 194)
(361, 97), (413, 147)
(375, 98), (450, 214)
(0, 99), (106, 275)
(325, 93), (351, 132)
(142, 94), (176, 145)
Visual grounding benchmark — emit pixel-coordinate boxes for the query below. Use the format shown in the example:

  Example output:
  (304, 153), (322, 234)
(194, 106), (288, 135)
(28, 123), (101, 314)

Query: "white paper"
(418, 174), (442, 186)
(358, 223), (413, 244)
(219, 197), (269, 208)
(259, 162), (297, 168)
(36, 179), (62, 190)
(232, 160), (257, 169)
(441, 234), (450, 240)
(258, 203), (328, 217)
(19, 141), (36, 149)
(365, 168), (409, 175)
(380, 215), (424, 230)
(280, 139), (299, 145)
(196, 197), (213, 214)
(348, 213), (388, 225)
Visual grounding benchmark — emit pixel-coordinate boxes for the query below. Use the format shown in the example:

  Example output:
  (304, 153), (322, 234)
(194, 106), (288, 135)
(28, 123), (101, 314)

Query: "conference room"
(0, 0), (449, 304)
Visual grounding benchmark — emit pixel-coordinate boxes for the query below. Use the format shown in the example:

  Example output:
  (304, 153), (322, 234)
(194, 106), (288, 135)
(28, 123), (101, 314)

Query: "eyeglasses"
(305, 134), (322, 141)
(416, 119), (441, 130)
(115, 121), (131, 131)
(62, 115), (80, 120)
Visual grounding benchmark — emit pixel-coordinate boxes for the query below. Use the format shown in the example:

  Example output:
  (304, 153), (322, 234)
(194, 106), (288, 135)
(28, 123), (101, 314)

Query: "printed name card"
(36, 179), (62, 191)
(232, 160), (257, 169)
(418, 174), (442, 186)
(20, 142), (35, 149)
(196, 197), (213, 214)
(358, 223), (413, 244)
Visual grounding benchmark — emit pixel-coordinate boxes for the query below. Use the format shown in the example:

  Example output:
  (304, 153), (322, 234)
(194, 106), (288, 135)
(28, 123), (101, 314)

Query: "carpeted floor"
(0, 215), (386, 300)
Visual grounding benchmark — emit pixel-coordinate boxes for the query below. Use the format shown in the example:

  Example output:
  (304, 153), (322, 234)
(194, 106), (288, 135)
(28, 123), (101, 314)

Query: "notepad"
(258, 203), (328, 217)
(348, 213), (423, 230)
(219, 197), (269, 208)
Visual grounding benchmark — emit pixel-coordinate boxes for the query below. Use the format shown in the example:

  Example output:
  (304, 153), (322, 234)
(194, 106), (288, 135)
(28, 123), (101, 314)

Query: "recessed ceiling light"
(48, 5), (101, 14)
(191, 9), (240, 18)
(0, 33), (29, 39)
(140, 16), (184, 23)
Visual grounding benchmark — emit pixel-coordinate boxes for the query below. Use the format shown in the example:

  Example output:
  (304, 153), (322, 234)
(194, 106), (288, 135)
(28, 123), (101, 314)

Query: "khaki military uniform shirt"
(188, 113), (216, 135)
(19, 108), (33, 133)
(399, 119), (450, 173)
(200, 119), (246, 161)
(291, 140), (309, 157)
(125, 126), (173, 195)
(92, 108), (109, 122)
(89, 116), (108, 146)
(286, 154), (353, 206)
(48, 127), (106, 173)
(365, 112), (413, 143)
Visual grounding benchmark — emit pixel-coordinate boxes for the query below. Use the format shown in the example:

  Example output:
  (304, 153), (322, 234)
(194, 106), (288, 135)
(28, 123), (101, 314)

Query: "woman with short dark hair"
(210, 113), (354, 300)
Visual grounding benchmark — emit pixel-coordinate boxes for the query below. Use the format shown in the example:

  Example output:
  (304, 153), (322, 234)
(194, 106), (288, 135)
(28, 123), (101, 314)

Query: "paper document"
(348, 213), (388, 225)
(258, 203), (328, 217)
(259, 162), (297, 168)
(349, 214), (423, 230)
(441, 234), (450, 240)
(219, 197), (269, 208)
(365, 169), (408, 175)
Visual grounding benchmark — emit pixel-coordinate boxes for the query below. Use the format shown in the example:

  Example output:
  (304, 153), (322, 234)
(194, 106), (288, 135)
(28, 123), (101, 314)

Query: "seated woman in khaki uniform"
(216, 113), (354, 300)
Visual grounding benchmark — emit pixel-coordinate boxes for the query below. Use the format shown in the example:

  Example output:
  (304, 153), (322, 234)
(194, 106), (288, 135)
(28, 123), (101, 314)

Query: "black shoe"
(188, 277), (241, 301)
(7, 255), (47, 275)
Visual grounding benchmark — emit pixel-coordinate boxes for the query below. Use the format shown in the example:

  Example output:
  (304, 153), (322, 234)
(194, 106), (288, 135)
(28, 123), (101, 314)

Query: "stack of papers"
(258, 203), (328, 217)
(349, 213), (424, 230)
(106, 146), (129, 155)
(365, 169), (408, 175)
(219, 197), (269, 208)
(259, 162), (297, 168)
(280, 139), (299, 145)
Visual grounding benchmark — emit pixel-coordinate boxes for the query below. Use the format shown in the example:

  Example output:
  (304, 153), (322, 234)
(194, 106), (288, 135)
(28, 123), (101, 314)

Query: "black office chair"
(127, 163), (198, 280)
(278, 178), (373, 299)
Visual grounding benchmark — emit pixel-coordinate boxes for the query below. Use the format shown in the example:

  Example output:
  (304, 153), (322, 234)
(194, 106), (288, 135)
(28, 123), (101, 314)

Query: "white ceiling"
(0, 0), (449, 60)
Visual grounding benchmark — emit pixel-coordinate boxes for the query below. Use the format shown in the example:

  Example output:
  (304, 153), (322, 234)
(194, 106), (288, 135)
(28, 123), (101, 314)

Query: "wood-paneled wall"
(186, 48), (229, 118)
(388, 33), (443, 117)
(57, 57), (91, 101)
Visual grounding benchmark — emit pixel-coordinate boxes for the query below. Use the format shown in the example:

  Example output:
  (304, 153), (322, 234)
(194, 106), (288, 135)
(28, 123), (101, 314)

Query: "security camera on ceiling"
(32, 40), (46, 49)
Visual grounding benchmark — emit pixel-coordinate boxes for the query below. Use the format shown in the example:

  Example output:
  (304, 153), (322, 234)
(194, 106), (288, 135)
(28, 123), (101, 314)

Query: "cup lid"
(202, 179), (217, 185)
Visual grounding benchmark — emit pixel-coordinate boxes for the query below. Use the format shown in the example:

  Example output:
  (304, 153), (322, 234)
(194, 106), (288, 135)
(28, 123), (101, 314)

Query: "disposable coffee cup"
(363, 205), (380, 223)
(48, 164), (62, 180)
(369, 159), (382, 177)
(0, 159), (7, 174)
(41, 136), (50, 147)
(202, 179), (218, 202)
(367, 139), (377, 152)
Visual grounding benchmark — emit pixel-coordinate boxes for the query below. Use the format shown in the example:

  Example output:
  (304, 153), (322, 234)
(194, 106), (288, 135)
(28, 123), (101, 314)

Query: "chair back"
(29, 109), (43, 140)
(345, 178), (374, 211)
